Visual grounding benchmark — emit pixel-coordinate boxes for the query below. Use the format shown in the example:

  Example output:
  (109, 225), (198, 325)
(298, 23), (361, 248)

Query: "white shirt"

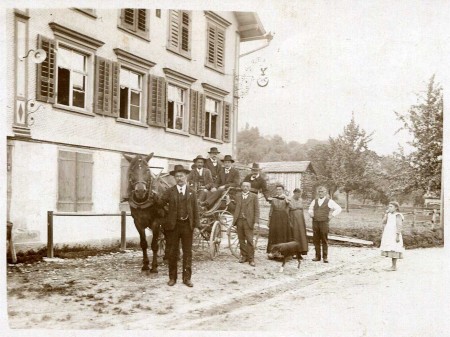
(177, 184), (187, 195)
(308, 197), (342, 218)
(197, 168), (203, 175)
(250, 174), (259, 181)
(242, 192), (249, 199)
(224, 168), (230, 174)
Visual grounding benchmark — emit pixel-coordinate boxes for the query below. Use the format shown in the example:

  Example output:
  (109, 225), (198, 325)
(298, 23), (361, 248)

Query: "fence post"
(47, 211), (54, 258)
(120, 211), (126, 251)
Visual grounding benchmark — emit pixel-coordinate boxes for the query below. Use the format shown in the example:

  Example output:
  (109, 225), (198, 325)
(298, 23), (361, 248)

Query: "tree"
(308, 143), (337, 197)
(330, 115), (373, 212)
(395, 75), (443, 194)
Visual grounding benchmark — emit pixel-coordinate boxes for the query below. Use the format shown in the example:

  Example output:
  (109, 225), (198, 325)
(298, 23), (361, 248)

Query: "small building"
(259, 161), (317, 201)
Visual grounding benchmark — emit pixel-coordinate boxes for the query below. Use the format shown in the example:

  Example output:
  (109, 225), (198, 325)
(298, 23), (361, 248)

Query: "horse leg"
(136, 226), (150, 272)
(149, 221), (159, 273)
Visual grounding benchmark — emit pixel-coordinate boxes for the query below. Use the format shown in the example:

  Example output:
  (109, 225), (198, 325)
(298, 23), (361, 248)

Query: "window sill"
(117, 26), (150, 42)
(165, 128), (190, 137)
(203, 136), (223, 144)
(53, 104), (95, 117)
(166, 47), (192, 61)
(117, 118), (148, 128)
(205, 64), (225, 75)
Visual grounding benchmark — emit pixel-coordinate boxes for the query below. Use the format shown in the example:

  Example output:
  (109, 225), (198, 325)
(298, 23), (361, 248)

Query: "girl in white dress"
(380, 201), (404, 271)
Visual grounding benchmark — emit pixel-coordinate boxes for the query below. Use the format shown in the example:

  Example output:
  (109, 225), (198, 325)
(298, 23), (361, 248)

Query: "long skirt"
(289, 209), (308, 255)
(267, 210), (292, 253)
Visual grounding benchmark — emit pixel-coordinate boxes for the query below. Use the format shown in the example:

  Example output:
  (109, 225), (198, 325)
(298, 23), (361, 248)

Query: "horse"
(123, 152), (175, 273)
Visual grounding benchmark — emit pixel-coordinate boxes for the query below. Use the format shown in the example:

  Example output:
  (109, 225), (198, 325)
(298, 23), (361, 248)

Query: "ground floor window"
(57, 150), (93, 212)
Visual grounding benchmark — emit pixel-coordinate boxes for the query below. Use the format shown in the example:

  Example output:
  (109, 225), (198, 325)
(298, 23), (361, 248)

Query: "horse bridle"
(129, 166), (154, 206)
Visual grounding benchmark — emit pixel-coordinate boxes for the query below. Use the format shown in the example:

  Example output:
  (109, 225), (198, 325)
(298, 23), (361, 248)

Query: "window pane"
(167, 101), (174, 129)
(215, 101), (220, 113)
(120, 87), (128, 118)
(120, 68), (129, 86)
(211, 114), (217, 139)
(178, 87), (184, 102)
(205, 112), (210, 137)
(175, 117), (183, 130)
(130, 105), (140, 121)
(72, 51), (86, 72)
(57, 67), (70, 106)
(72, 73), (85, 90)
(176, 104), (183, 117)
(168, 84), (176, 101)
(130, 91), (140, 107)
(205, 98), (214, 112)
(129, 72), (140, 90)
(58, 47), (71, 69)
(73, 89), (85, 108)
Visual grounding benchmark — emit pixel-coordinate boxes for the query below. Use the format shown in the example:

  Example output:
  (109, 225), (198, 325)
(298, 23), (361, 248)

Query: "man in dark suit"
(233, 181), (260, 266)
(159, 165), (200, 287)
(243, 163), (270, 201)
(204, 147), (222, 183)
(187, 155), (215, 202)
(202, 155), (240, 207)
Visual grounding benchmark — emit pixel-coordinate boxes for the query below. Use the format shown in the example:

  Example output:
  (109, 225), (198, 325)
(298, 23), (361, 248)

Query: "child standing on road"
(380, 201), (404, 271)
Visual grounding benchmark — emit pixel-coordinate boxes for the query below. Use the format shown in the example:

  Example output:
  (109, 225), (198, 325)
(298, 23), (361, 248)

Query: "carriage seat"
(201, 189), (231, 216)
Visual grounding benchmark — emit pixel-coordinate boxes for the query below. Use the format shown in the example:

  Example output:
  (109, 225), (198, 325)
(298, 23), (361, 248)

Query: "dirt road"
(7, 243), (448, 336)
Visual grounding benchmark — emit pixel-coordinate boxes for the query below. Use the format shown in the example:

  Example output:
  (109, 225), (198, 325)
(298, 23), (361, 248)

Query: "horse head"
(124, 153), (154, 200)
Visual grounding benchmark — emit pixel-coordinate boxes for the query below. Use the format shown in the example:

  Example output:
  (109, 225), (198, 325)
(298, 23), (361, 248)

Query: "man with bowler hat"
(243, 163), (270, 201)
(204, 147), (222, 183)
(187, 155), (215, 202)
(159, 164), (199, 287)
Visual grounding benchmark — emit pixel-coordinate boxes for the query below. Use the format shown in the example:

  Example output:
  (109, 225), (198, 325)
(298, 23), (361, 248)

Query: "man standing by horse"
(204, 147), (222, 183)
(159, 164), (200, 287)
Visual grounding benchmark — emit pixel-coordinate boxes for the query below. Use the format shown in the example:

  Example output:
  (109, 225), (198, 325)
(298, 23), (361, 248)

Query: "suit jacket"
(159, 185), (200, 231)
(187, 167), (214, 190)
(204, 158), (222, 181)
(243, 173), (270, 200)
(215, 167), (240, 189)
(233, 192), (260, 228)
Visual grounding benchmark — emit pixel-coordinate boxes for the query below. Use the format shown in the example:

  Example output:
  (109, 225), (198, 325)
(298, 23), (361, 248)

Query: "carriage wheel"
(228, 224), (260, 258)
(157, 231), (166, 258)
(209, 221), (222, 260)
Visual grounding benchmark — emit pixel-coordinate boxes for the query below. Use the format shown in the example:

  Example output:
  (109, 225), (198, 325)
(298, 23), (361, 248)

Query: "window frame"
(53, 40), (95, 116)
(118, 8), (150, 41)
(167, 83), (188, 132)
(201, 82), (229, 143)
(119, 67), (144, 123)
(204, 96), (222, 140)
(204, 11), (231, 74)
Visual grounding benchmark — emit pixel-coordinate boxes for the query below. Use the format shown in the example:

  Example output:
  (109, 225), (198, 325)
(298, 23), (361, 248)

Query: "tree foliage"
(395, 75), (443, 194)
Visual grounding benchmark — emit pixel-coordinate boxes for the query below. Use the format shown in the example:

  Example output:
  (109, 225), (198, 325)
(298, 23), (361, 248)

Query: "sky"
(238, 0), (449, 155)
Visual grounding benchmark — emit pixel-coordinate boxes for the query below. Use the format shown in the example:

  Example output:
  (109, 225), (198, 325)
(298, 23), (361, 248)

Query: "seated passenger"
(187, 155), (215, 202)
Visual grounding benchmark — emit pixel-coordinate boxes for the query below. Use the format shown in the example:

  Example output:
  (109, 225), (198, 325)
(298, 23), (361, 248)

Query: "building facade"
(6, 8), (266, 248)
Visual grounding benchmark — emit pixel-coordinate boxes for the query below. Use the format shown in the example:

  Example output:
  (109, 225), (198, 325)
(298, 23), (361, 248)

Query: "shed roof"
(259, 161), (315, 173)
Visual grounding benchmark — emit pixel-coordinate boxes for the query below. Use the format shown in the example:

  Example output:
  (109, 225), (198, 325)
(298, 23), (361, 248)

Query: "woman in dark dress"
(266, 184), (292, 255)
(288, 188), (308, 256)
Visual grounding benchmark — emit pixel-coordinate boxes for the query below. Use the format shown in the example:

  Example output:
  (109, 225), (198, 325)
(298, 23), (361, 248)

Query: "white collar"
(197, 167), (203, 174)
(242, 192), (249, 196)
(251, 174), (259, 180)
(178, 184), (186, 194)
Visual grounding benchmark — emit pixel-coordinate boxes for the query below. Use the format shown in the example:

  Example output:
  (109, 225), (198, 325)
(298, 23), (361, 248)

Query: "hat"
(208, 147), (220, 154)
(251, 163), (261, 170)
(293, 188), (302, 193)
(193, 155), (207, 163)
(169, 164), (190, 176)
(221, 155), (235, 163)
(389, 201), (401, 211)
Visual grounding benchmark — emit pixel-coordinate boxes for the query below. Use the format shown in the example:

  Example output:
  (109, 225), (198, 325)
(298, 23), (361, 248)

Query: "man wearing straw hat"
(204, 147), (222, 183)
(159, 164), (199, 287)
(243, 163), (270, 201)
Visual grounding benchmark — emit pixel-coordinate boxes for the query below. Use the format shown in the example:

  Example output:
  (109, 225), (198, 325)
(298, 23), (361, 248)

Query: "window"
(167, 10), (191, 58)
(167, 84), (187, 131)
(119, 9), (149, 40)
(57, 150), (93, 212)
(204, 11), (231, 73)
(119, 68), (142, 121)
(205, 97), (220, 139)
(57, 46), (88, 109)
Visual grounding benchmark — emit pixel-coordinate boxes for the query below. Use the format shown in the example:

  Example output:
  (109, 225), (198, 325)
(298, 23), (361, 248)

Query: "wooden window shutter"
(122, 9), (136, 31)
(168, 10), (180, 50)
(222, 102), (231, 142)
(57, 150), (77, 212)
(181, 11), (191, 53)
(206, 23), (216, 66)
(76, 152), (93, 211)
(94, 56), (120, 117)
(196, 93), (206, 136)
(189, 89), (198, 134)
(137, 9), (148, 33)
(120, 157), (130, 201)
(36, 35), (56, 103)
(147, 75), (167, 127)
(216, 27), (225, 69)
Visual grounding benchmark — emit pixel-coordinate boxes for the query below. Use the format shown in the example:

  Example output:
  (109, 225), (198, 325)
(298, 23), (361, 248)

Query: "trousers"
(312, 220), (329, 259)
(165, 219), (193, 281)
(236, 218), (254, 261)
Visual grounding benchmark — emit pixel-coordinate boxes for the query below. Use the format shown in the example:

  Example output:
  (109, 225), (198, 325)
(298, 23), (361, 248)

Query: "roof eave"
(234, 11), (266, 42)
